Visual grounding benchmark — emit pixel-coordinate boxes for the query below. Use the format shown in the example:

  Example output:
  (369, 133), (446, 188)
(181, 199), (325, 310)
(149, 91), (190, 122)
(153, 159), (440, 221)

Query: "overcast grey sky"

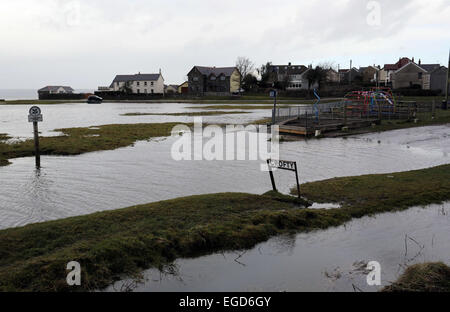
(0, 0), (449, 89)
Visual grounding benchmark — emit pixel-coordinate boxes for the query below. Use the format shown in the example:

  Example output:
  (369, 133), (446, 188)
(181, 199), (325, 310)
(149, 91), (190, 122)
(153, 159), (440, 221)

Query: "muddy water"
(108, 202), (450, 292)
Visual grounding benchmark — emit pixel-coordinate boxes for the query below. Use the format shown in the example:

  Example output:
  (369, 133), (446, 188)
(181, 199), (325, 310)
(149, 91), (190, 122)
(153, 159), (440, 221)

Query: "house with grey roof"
(392, 60), (448, 93)
(38, 86), (74, 95)
(266, 63), (316, 90)
(109, 72), (165, 94)
(187, 66), (241, 95)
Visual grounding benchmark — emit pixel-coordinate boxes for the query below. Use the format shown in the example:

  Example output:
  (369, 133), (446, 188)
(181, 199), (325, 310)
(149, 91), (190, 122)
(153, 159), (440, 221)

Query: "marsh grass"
(0, 165), (449, 291)
(383, 262), (450, 292)
(0, 123), (191, 167)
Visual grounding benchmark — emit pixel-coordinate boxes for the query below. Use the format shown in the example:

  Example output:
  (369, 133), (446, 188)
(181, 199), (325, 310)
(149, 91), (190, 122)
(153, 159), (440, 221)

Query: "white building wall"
(111, 75), (165, 94)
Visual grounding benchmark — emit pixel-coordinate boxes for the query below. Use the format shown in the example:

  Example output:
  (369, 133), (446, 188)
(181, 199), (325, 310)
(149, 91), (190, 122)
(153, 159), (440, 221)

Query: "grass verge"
(1, 165), (449, 291)
(383, 262), (450, 292)
(0, 123), (191, 167)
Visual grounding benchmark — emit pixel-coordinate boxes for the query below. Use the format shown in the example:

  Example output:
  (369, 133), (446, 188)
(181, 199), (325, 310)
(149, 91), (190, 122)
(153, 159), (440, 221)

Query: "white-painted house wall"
(111, 75), (165, 94)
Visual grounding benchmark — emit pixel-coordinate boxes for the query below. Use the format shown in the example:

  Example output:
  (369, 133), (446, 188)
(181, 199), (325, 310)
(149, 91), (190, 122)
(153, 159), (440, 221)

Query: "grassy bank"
(121, 111), (249, 117)
(292, 164), (450, 214)
(0, 123), (190, 167)
(357, 109), (450, 134)
(383, 262), (450, 292)
(1, 164), (449, 291)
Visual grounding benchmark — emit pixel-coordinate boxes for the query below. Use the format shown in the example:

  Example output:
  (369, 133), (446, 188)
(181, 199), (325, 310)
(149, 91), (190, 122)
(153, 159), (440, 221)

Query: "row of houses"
(39, 57), (448, 98)
(96, 66), (242, 96)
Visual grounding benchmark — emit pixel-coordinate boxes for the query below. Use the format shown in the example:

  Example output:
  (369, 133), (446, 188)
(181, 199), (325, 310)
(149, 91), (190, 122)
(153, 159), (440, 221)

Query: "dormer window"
(220, 76), (226, 81)
(210, 76), (216, 81)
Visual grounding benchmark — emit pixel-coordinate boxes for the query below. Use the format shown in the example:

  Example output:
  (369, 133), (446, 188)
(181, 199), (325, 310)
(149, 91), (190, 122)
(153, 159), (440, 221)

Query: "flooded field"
(108, 202), (450, 292)
(0, 103), (449, 229)
(0, 102), (270, 138)
(1, 102), (449, 292)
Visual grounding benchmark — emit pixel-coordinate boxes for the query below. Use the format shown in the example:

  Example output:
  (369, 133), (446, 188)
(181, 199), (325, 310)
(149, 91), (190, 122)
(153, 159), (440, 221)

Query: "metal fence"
(273, 100), (443, 124)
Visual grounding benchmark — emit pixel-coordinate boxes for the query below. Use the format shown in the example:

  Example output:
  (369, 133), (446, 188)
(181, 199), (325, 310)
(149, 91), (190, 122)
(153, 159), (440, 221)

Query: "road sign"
(270, 90), (277, 98)
(28, 106), (43, 123)
(29, 106), (41, 116)
(267, 159), (301, 197)
(268, 159), (297, 172)
(28, 106), (43, 168)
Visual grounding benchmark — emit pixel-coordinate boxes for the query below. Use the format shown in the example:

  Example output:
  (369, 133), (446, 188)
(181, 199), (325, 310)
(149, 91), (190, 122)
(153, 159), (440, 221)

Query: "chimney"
(412, 57), (415, 63)
(159, 68), (161, 74)
(288, 62), (292, 66)
(419, 59), (421, 65)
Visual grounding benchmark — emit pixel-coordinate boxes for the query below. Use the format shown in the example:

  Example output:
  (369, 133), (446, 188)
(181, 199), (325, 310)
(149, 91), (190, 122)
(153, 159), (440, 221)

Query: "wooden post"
(294, 162), (301, 198)
(267, 160), (277, 192)
(33, 121), (40, 168)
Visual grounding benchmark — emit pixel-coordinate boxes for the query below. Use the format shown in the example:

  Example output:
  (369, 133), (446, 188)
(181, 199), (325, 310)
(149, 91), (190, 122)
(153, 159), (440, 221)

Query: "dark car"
(87, 95), (103, 104)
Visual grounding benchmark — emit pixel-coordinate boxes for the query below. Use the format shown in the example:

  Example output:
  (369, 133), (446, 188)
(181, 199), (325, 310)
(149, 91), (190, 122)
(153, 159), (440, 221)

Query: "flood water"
(0, 102), (449, 230)
(108, 202), (450, 292)
(1, 102), (449, 292)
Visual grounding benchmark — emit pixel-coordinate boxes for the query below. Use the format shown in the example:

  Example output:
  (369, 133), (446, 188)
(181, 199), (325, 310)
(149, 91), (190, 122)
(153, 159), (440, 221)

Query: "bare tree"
(235, 57), (255, 94)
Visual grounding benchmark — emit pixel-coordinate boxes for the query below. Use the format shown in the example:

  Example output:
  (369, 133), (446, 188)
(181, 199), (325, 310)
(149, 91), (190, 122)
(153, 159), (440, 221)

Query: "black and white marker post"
(28, 106), (43, 168)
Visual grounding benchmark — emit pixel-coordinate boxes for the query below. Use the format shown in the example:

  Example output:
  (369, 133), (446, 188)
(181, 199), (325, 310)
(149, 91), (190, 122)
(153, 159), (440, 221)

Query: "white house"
(38, 86), (74, 94)
(109, 72), (165, 94)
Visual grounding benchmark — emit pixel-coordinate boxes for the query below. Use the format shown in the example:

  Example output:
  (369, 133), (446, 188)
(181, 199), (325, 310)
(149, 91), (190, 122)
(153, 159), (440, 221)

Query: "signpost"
(267, 159), (301, 198)
(270, 90), (278, 124)
(28, 106), (43, 168)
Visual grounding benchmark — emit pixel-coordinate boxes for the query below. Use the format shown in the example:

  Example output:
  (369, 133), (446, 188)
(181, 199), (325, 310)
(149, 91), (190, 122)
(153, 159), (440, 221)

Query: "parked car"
(87, 95), (103, 104)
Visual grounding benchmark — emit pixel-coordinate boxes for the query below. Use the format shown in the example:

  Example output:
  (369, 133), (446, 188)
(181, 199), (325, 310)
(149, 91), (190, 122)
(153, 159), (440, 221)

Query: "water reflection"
(107, 203), (450, 292)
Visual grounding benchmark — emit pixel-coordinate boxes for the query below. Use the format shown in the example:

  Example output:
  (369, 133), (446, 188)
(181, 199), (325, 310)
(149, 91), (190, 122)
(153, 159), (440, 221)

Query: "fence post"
(432, 100), (436, 119)
(343, 101), (347, 125)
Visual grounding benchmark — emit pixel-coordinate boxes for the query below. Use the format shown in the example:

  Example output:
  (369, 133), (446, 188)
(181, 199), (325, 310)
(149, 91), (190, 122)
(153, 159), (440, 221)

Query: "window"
(151, 89), (154, 94)
(151, 82), (154, 86)
(193, 77), (199, 82)
(220, 76), (226, 81)
(137, 82), (140, 86)
(211, 76), (216, 81)
(144, 82), (148, 86)
(137, 89), (140, 94)
(418, 72), (423, 79)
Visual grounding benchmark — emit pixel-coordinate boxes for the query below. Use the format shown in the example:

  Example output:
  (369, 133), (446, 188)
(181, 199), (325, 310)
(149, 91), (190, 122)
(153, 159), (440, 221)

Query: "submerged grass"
(0, 123), (191, 167)
(383, 262), (450, 292)
(0, 164), (449, 291)
(121, 111), (250, 117)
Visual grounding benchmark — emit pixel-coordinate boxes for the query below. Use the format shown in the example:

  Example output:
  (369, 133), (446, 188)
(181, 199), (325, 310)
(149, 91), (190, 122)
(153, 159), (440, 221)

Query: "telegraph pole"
(446, 49), (449, 105)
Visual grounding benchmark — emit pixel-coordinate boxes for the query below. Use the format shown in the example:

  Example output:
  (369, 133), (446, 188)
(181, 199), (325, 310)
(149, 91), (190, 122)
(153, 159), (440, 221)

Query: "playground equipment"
(343, 88), (396, 118)
(313, 89), (320, 122)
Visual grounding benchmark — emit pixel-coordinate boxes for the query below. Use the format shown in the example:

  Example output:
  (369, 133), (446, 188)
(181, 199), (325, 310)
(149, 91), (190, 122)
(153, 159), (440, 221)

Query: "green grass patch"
(121, 111), (250, 117)
(383, 262), (450, 292)
(0, 123), (191, 167)
(292, 164), (450, 214)
(364, 109), (450, 133)
(1, 165), (449, 291)
(0, 191), (311, 291)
